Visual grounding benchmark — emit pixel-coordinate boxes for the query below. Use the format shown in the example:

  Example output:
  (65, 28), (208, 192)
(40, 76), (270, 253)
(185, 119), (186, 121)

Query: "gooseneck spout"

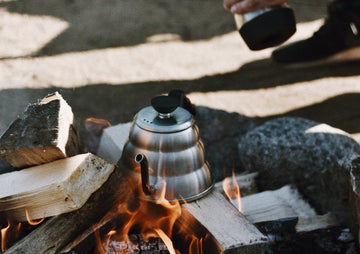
(135, 153), (154, 195)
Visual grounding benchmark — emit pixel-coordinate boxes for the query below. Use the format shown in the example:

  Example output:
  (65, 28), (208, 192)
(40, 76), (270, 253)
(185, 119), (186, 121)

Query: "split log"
(0, 153), (114, 222)
(180, 190), (267, 254)
(240, 185), (317, 224)
(296, 213), (339, 233)
(0, 92), (83, 168)
(3, 161), (135, 254)
(214, 172), (259, 197)
(236, 185), (339, 233)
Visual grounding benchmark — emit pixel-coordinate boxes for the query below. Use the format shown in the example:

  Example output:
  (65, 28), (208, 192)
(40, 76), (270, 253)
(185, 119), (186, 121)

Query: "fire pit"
(0, 91), (357, 254)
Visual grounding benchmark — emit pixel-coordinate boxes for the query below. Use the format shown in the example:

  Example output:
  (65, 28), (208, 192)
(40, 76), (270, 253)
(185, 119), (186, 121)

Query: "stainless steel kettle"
(121, 92), (213, 202)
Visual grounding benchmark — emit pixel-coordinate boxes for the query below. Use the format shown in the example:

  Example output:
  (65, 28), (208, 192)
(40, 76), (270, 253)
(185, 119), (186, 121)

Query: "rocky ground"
(0, 0), (359, 169)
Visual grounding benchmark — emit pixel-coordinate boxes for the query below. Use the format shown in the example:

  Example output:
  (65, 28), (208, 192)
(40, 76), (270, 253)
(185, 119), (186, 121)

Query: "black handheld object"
(239, 7), (296, 50)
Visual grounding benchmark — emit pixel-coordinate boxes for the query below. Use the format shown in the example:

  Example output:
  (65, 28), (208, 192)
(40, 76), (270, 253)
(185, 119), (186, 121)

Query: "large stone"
(238, 117), (360, 232)
(195, 106), (258, 182)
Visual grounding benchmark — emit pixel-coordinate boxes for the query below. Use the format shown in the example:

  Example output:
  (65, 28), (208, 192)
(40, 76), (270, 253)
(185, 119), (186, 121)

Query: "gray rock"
(195, 106), (258, 182)
(238, 117), (360, 230)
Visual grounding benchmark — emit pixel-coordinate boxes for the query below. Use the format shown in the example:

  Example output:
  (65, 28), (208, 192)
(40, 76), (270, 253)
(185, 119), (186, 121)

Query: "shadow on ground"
(0, 0), (328, 56)
(1, 58), (360, 128)
(0, 54), (359, 177)
(0, 0), (234, 56)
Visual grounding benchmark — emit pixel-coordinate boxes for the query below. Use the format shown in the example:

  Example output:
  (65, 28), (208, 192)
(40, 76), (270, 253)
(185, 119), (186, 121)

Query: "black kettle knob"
(151, 96), (179, 114)
(168, 89), (196, 116)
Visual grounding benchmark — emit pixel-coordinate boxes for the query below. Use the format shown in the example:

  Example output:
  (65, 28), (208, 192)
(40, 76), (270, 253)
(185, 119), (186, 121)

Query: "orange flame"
(94, 172), (209, 253)
(222, 172), (243, 212)
(1, 222), (10, 252)
(93, 227), (105, 254)
(25, 210), (45, 226)
(154, 228), (176, 254)
(0, 222), (24, 251)
(188, 234), (204, 254)
(107, 230), (117, 237)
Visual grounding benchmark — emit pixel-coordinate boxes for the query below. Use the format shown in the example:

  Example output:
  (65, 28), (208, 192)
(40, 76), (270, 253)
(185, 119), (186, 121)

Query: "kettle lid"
(135, 95), (194, 133)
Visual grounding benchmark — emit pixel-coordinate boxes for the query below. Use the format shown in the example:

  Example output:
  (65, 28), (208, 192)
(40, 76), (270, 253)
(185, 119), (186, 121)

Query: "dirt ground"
(0, 0), (360, 143)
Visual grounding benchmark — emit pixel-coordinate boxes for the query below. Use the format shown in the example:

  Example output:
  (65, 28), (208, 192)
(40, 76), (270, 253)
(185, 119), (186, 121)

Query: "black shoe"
(271, 1), (360, 67)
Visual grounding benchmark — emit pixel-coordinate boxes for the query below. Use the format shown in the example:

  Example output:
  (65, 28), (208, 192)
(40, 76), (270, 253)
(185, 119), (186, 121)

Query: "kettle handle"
(135, 153), (154, 195)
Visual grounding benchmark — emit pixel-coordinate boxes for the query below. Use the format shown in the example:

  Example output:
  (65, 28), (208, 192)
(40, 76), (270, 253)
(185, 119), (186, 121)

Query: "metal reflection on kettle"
(121, 91), (213, 202)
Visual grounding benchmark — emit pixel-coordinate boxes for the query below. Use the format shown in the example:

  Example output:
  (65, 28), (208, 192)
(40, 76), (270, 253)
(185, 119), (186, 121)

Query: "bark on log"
(0, 92), (83, 168)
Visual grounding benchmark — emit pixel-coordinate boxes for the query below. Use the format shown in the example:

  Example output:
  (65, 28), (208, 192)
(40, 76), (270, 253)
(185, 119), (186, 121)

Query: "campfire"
(0, 91), (357, 253)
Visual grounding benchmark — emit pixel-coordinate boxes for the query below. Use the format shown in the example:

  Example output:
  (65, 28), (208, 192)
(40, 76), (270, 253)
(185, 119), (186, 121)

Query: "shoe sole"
(276, 45), (360, 69)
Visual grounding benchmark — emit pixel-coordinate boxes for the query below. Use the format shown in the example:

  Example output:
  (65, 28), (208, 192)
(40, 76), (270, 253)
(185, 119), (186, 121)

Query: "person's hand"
(223, 0), (291, 14)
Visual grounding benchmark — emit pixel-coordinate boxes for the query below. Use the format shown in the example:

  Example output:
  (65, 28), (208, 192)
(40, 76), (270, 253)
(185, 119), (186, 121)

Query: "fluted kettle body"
(121, 95), (213, 202)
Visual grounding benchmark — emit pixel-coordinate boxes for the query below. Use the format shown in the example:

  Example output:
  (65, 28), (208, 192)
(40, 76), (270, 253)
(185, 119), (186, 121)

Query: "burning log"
(214, 172), (259, 197)
(0, 153), (114, 222)
(96, 122), (267, 253)
(0, 92), (83, 169)
(180, 190), (267, 253)
(62, 190), (267, 254)
(2, 161), (135, 254)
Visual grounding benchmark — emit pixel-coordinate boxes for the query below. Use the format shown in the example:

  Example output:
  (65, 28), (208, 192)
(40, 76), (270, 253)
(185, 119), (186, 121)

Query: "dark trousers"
(329, 0), (360, 19)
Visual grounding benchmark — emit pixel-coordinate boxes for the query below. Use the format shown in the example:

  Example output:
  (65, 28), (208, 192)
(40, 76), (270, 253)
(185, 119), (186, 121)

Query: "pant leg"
(330, 0), (360, 11)
(326, 0), (360, 22)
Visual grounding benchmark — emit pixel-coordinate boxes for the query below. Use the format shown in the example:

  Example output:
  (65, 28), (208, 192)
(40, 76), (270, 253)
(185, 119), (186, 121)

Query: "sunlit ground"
(0, 0), (359, 141)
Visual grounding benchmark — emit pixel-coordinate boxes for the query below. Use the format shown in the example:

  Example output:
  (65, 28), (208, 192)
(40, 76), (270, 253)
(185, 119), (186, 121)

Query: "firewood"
(240, 185), (317, 224)
(63, 190), (267, 254)
(296, 213), (339, 233)
(214, 172), (259, 197)
(3, 164), (266, 253)
(180, 190), (267, 254)
(3, 161), (135, 254)
(0, 92), (83, 168)
(0, 153), (114, 222)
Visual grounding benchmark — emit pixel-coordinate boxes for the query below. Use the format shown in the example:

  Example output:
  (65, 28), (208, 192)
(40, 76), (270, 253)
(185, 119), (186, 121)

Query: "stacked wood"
(3, 162), (135, 254)
(0, 153), (115, 222)
(0, 92), (83, 168)
(226, 184), (353, 253)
